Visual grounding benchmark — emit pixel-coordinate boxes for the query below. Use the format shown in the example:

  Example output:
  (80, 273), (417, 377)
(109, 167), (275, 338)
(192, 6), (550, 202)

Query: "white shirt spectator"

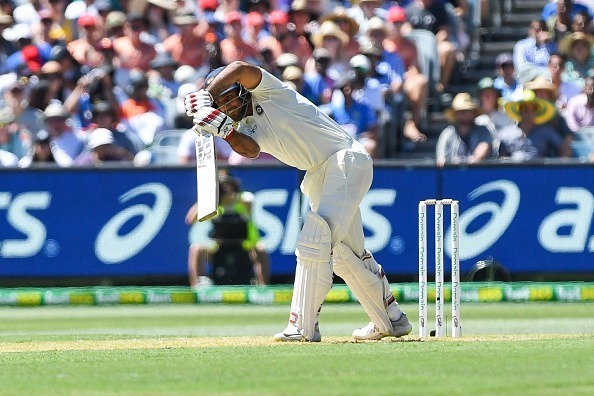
(0, 148), (18, 167)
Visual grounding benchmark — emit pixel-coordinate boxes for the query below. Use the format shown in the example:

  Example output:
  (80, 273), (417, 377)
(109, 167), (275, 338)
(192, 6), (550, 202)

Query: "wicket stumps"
(418, 199), (461, 339)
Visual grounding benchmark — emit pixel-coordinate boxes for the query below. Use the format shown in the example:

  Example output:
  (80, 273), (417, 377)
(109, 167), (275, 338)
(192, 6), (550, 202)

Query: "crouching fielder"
(185, 61), (411, 341)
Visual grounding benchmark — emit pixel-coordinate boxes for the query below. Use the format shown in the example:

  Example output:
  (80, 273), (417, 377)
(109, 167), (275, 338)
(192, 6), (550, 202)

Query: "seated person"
(436, 93), (493, 166)
(499, 90), (568, 160)
(565, 75), (594, 132)
(186, 173), (269, 288)
(325, 71), (380, 158)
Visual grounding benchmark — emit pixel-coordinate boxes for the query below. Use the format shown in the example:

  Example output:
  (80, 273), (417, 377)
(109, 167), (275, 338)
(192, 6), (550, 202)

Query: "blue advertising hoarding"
(1, 164), (593, 280)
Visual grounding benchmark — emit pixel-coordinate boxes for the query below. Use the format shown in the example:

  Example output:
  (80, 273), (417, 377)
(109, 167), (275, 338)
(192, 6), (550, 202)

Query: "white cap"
(174, 65), (197, 84)
(349, 54), (371, 71)
(276, 53), (299, 68)
(88, 128), (114, 150)
(2, 23), (32, 42)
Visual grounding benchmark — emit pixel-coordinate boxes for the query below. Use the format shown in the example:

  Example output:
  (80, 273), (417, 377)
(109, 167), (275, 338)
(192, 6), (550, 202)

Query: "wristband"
(223, 128), (236, 140)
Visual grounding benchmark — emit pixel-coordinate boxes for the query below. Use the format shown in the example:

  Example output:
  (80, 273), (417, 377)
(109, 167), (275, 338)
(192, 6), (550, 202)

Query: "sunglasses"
(519, 104), (539, 112)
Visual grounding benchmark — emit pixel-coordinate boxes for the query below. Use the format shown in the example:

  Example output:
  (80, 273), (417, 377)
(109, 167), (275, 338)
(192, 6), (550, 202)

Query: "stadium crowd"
(0, 0), (593, 167)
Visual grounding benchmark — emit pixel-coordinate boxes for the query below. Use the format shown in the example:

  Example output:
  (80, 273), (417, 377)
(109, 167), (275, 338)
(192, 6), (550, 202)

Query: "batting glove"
(192, 106), (235, 140)
(184, 89), (213, 117)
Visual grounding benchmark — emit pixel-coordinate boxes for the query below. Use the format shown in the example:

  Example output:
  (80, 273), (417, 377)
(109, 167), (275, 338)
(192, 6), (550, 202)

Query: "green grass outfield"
(1, 302), (593, 395)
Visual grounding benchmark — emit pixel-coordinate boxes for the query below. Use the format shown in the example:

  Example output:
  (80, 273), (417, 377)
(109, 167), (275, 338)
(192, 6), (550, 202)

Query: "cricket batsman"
(184, 61), (412, 341)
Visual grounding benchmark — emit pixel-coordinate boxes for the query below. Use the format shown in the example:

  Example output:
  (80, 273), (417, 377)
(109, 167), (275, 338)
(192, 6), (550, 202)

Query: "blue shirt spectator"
(331, 97), (378, 139)
(541, 0), (594, 20)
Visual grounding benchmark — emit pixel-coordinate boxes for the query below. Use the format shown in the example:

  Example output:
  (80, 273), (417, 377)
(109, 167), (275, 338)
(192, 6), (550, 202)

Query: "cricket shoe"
(352, 313), (412, 341)
(273, 323), (321, 342)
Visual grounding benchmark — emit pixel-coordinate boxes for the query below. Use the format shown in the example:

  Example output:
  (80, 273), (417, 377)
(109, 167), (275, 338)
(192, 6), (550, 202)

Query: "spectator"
(104, 11), (127, 39)
(541, 0), (593, 24)
(384, 5), (430, 144)
(320, 7), (361, 60)
(564, 75), (594, 132)
(220, 11), (258, 65)
(499, 89), (568, 160)
(67, 13), (104, 68)
(474, 77), (512, 149)
(347, 0), (385, 36)
(19, 129), (72, 167)
(569, 11), (593, 36)
(493, 52), (523, 101)
(43, 101), (85, 161)
(1, 24), (45, 75)
(436, 92), (493, 166)
(303, 47), (333, 105)
(144, 0), (177, 43)
(40, 60), (68, 104)
(288, 0), (316, 50)
(63, 65), (119, 129)
(547, 53), (581, 109)
(45, 0), (73, 42)
(513, 19), (557, 76)
(348, 54), (387, 121)
(0, 106), (26, 159)
(0, 12), (16, 64)
(112, 14), (157, 73)
(281, 65), (316, 104)
(558, 31), (594, 88)
(326, 70), (380, 158)
(256, 10), (286, 61)
(148, 51), (180, 101)
(162, 13), (209, 69)
(524, 75), (575, 157)
(305, 21), (349, 84)
(266, 10), (311, 70)
(93, 0), (114, 27)
(274, 52), (299, 79)
(16, 79), (48, 137)
(405, 0), (458, 92)
(186, 173), (269, 288)
(48, 44), (83, 95)
(74, 127), (135, 166)
(34, 9), (65, 47)
(90, 101), (143, 155)
(120, 71), (167, 146)
(243, 11), (269, 48)
(3, 80), (44, 139)
(545, 0), (575, 42)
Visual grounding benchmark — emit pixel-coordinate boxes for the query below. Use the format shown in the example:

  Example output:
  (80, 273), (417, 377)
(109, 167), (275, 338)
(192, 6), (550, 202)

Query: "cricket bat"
(195, 133), (219, 222)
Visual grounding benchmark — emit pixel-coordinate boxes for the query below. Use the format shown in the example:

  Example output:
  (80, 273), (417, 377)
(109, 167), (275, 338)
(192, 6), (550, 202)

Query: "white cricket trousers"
(301, 140), (372, 257)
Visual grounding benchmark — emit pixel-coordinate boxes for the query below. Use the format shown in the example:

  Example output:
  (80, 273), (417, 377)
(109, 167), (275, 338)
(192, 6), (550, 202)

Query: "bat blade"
(195, 133), (218, 222)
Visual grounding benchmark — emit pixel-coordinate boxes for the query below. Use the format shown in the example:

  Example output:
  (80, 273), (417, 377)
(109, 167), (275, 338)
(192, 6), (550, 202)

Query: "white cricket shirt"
(238, 68), (353, 171)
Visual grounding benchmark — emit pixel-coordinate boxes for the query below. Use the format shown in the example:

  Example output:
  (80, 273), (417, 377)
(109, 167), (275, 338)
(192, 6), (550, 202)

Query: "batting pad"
(333, 244), (392, 334)
(291, 211), (332, 340)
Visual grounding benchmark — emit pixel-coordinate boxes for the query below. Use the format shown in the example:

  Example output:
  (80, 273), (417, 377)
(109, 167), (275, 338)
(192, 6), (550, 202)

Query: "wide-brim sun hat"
(558, 31), (594, 56)
(312, 21), (349, 48)
(444, 93), (483, 123)
(523, 75), (558, 101)
(173, 14), (199, 25)
(147, 0), (178, 11)
(320, 7), (359, 36)
(504, 89), (556, 125)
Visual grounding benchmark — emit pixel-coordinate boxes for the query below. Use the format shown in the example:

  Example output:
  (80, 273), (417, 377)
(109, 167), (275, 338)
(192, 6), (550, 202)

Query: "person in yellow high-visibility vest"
(186, 173), (270, 288)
